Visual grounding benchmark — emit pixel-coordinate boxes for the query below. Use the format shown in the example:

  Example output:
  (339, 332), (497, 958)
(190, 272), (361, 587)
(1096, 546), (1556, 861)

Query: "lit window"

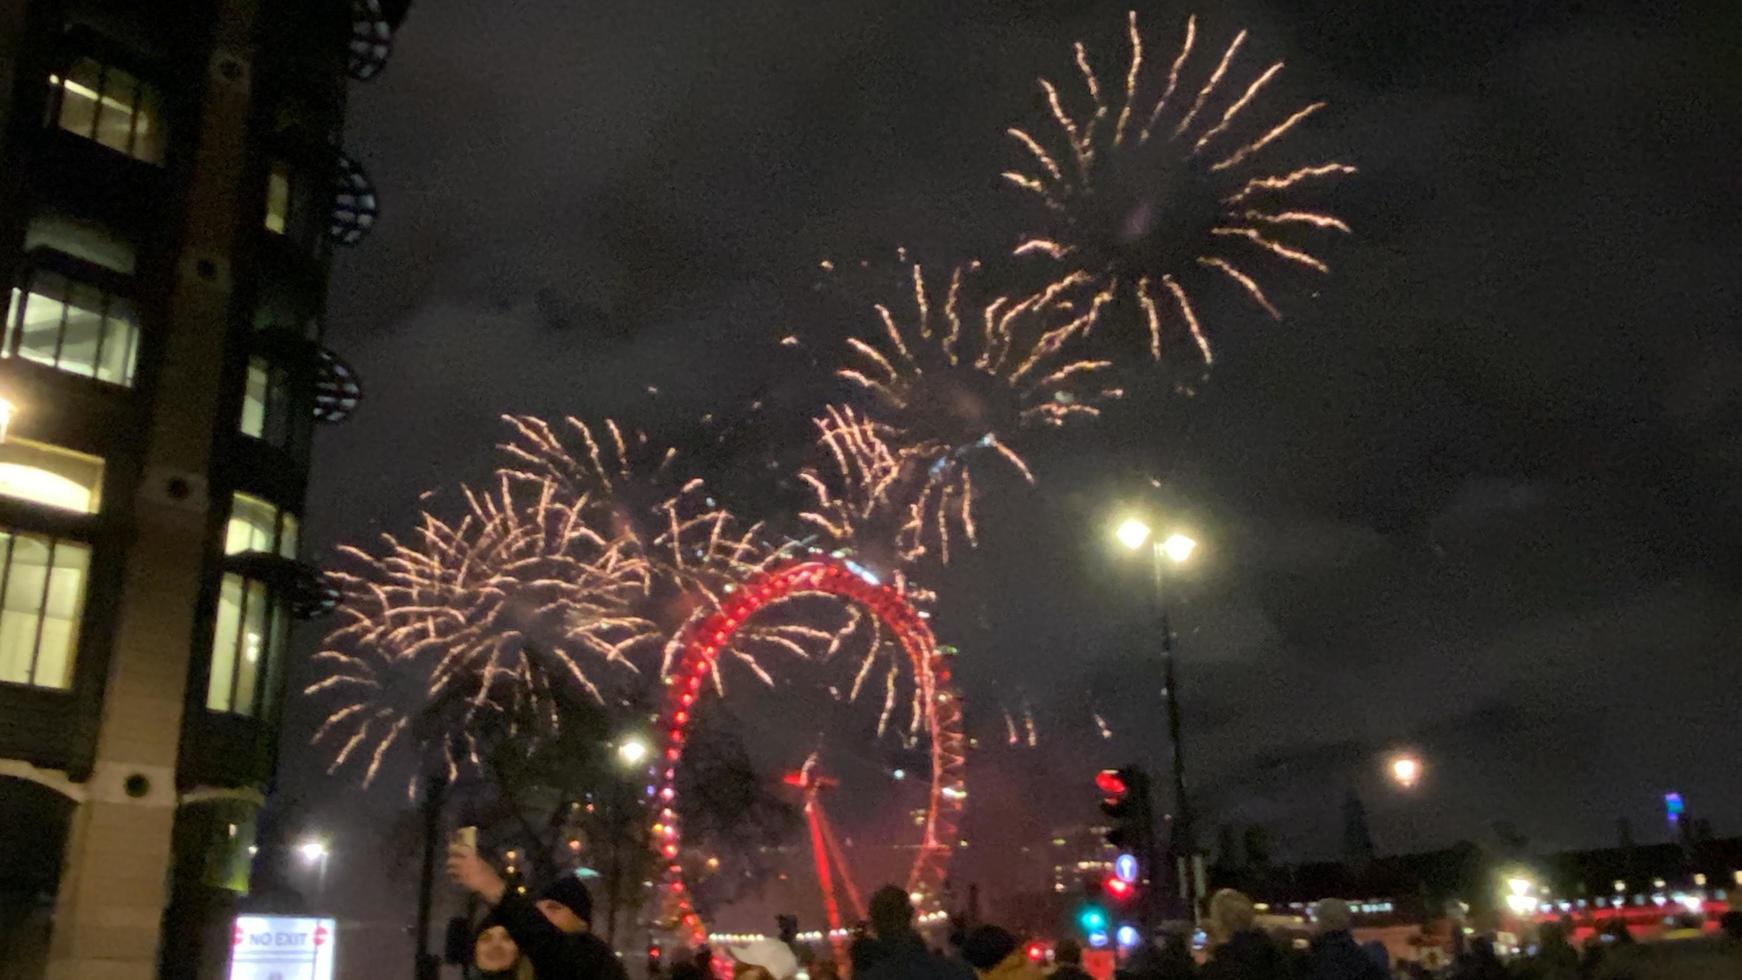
(4, 269), (140, 386)
(0, 441), (103, 514)
(46, 56), (166, 164)
(225, 492), (299, 559)
(207, 573), (288, 717)
(0, 528), (90, 690)
(239, 357), (294, 446)
(264, 162), (291, 235)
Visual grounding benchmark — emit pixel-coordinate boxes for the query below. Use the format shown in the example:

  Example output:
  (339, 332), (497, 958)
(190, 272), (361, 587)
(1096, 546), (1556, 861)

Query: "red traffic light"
(1096, 769), (1128, 797)
(1103, 875), (1136, 901)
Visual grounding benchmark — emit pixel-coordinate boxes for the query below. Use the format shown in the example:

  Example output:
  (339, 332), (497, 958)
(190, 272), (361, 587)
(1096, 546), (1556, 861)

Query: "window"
(0, 528), (90, 690)
(252, 281), (320, 339)
(25, 213), (135, 275)
(264, 162), (291, 235)
(225, 493), (299, 559)
(0, 441), (104, 514)
(239, 356), (294, 446)
(206, 573), (288, 716)
(46, 56), (166, 164)
(4, 268), (140, 385)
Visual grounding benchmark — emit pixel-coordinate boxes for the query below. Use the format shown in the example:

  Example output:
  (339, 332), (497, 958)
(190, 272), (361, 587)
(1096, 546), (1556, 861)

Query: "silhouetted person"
(1302, 899), (1385, 980)
(1723, 911), (1742, 945)
(1451, 936), (1506, 980)
(1513, 922), (1578, 980)
(1200, 889), (1286, 980)
(961, 925), (1043, 980)
(1051, 938), (1094, 980)
(860, 885), (974, 980)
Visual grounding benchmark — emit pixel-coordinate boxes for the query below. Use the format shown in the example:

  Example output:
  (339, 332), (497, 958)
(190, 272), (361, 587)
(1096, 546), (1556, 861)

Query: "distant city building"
(1047, 822), (1119, 894)
(0, 2), (410, 978)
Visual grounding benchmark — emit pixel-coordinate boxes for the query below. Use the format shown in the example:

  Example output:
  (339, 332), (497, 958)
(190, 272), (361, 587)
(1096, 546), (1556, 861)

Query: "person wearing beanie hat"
(959, 926), (1041, 980)
(470, 908), (534, 980)
(449, 836), (629, 980)
(537, 874), (595, 935)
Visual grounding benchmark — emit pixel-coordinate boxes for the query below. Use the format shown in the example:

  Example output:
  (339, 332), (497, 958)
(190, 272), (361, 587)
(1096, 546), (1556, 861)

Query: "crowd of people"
(447, 837), (1742, 980)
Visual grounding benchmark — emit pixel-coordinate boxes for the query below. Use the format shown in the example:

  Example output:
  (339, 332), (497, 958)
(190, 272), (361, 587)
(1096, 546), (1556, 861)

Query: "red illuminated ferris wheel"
(646, 556), (967, 948)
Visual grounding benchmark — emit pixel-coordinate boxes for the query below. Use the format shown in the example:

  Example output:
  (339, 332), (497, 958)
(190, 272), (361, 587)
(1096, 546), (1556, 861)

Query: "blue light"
(1665, 792), (1684, 822)
(1116, 926), (1140, 948)
(842, 559), (881, 586)
(1114, 853), (1139, 884)
(1078, 907), (1107, 932)
(1087, 931), (1110, 949)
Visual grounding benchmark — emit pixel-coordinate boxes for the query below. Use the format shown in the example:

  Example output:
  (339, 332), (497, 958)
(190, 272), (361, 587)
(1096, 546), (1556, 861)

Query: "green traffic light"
(1077, 906), (1108, 932)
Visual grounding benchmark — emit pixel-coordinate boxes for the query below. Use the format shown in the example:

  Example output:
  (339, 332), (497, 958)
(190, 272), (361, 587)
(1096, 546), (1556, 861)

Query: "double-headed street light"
(1112, 514), (1201, 921)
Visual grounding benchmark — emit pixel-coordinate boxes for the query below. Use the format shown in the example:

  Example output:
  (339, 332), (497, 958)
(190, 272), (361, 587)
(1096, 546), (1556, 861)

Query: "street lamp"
(1387, 753), (1423, 790)
(298, 839), (331, 902)
(1111, 513), (1201, 921)
(616, 735), (650, 768)
(1504, 875), (1539, 917)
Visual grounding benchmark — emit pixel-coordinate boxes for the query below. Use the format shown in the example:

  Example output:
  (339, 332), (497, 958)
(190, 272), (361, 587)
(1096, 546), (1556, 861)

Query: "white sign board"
(228, 915), (337, 980)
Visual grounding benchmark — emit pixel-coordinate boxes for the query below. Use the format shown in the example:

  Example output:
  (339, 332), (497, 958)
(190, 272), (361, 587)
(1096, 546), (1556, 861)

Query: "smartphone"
(454, 825), (478, 850)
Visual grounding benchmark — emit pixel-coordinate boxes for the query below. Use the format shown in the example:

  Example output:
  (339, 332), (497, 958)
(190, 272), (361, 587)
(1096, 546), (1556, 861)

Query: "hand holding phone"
(446, 826), (504, 903)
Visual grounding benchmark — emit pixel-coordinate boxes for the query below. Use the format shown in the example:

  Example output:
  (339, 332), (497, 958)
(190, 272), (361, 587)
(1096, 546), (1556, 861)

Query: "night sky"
(279, 0), (1742, 941)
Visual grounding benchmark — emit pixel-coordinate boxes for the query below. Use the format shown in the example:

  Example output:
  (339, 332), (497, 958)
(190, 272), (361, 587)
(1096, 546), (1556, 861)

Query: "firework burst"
(1004, 10), (1354, 367)
(809, 263), (1119, 565)
(308, 479), (633, 789)
(495, 415), (873, 688)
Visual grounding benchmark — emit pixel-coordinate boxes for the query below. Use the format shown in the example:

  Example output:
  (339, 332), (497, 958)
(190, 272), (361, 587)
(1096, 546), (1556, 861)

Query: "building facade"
(0, 1), (408, 977)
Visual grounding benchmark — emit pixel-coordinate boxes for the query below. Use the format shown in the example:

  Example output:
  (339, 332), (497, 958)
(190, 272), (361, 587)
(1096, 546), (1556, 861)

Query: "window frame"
(4, 250), (141, 387)
(43, 50), (168, 166)
(204, 570), (290, 718)
(224, 491), (299, 560)
(0, 524), (93, 692)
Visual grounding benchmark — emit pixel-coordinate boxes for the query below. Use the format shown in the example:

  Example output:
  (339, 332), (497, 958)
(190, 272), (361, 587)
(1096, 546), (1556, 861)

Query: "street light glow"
(298, 840), (329, 862)
(1388, 753), (1422, 789)
(1160, 533), (1198, 565)
(1114, 517), (1151, 551)
(0, 395), (15, 443)
(617, 736), (650, 767)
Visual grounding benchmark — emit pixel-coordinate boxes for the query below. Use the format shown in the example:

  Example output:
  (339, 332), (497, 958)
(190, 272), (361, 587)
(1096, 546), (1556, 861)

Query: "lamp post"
(602, 734), (650, 945)
(298, 839), (331, 901)
(1113, 517), (1200, 922)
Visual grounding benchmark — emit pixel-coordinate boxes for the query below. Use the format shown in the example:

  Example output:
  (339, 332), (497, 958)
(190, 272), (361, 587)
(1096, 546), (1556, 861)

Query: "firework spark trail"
(1004, 10), (1354, 368)
(306, 488), (631, 792)
(1024, 701), (1039, 747)
(308, 417), (895, 789)
(1004, 706), (1020, 746)
(1094, 712), (1113, 739)
(813, 263), (1118, 567)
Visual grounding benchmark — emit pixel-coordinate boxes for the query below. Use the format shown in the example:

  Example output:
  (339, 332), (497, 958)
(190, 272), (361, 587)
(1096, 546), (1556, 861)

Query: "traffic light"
(1098, 767), (1154, 853)
(646, 944), (662, 974)
(1077, 903), (1109, 935)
